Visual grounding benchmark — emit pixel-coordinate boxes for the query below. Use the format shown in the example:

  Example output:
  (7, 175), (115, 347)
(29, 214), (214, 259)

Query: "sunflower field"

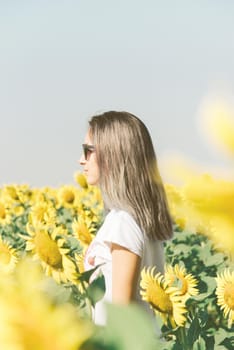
(0, 100), (234, 350)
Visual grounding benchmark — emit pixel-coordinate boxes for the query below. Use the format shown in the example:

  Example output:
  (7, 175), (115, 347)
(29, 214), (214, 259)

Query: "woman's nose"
(79, 154), (86, 165)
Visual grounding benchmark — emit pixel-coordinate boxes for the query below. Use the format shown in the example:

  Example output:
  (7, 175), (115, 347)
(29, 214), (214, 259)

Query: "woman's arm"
(111, 243), (141, 304)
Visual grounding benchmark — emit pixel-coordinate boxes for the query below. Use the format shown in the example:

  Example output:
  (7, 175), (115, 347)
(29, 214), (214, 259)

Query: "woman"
(80, 111), (173, 326)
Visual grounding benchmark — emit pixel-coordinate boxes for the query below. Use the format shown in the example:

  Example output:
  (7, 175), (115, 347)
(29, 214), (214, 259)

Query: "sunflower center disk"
(0, 204), (6, 219)
(64, 192), (75, 204)
(149, 286), (173, 314)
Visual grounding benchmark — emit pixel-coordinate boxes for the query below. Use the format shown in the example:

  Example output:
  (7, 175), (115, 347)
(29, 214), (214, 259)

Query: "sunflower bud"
(74, 172), (88, 188)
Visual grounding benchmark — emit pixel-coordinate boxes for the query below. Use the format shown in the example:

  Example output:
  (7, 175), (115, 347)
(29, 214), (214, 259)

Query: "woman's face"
(79, 131), (100, 186)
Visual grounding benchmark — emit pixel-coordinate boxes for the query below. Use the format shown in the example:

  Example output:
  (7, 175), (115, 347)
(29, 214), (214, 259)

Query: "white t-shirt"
(84, 208), (165, 326)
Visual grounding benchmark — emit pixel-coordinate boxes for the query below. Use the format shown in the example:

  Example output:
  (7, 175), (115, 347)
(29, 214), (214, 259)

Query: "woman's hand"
(111, 243), (141, 304)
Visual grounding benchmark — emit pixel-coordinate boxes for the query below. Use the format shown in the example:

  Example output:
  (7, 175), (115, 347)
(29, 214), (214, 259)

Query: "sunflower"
(0, 236), (18, 273)
(24, 224), (77, 284)
(68, 252), (87, 291)
(140, 267), (187, 328)
(215, 269), (234, 328)
(0, 201), (11, 225)
(74, 171), (88, 188)
(165, 264), (199, 300)
(72, 216), (95, 248)
(14, 184), (33, 204)
(0, 258), (93, 350)
(33, 187), (58, 206)
(1, 185), (20, 202)
(29, 201), (57, 226)
(80, 191), (103, 213)
(75, 184), (103, 213)
(74, 252), (85, 274)
(57, 185), (78, 208)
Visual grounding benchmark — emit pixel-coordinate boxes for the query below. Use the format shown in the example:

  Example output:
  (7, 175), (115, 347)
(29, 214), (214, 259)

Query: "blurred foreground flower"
(160, 153), (203, 186)
(216, 269), (234, 329)
(162, 97), (234, 258)
(140, 267), (187, 328)
(201, 98), (234, 157)
(0, 258), (93, 350)
(165, 174), (234, 256)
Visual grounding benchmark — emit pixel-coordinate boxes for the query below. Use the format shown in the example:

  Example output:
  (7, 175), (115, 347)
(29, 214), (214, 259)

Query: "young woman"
(80, 111), (173, 326)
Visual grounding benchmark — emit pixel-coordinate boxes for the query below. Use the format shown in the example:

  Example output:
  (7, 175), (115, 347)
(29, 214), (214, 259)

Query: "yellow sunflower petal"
(140, 267), (187, 327)
(0, 237), (18, 273)
(216, 269), (234, 328)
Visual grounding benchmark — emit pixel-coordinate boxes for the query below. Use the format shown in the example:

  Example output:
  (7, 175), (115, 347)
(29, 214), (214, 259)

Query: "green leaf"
(202, 276), (217, 294)
(171, 342), (182, 350)
(172, 230), (193, 242)
(193, 337), (206, 350)
(79, 264), (104, 283)
(186, 292), (210, 305)
(221, 336), (234, 349)
(187, 314), (201, 347)
(215, 328), (231, 346)
(86, 274), (105, 306)
(66, 236), (82, 252)
(197, 310), (208, 327)
(198, 242), (213, 261)
(103, 304), (162, 350)
(205, 253), (225, 267)
(172, 244), (191, 255)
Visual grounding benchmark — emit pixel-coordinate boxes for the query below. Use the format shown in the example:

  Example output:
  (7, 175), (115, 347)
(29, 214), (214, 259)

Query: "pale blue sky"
(1, 1), (234, 186)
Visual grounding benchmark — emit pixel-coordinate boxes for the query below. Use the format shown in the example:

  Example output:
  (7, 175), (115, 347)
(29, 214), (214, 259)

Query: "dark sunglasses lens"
(82, 145), (88, 159)
(82, 144), (94, 160)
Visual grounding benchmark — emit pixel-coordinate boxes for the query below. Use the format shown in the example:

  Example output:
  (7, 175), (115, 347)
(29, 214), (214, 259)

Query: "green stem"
(80, 281), (93, 320)
(176, 327), (191, 350)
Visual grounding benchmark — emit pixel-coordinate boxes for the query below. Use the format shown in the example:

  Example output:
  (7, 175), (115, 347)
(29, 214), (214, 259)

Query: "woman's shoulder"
(103, 208), (145, 256)
(104, 208), (144, 238)
(107, 208), (139, 225)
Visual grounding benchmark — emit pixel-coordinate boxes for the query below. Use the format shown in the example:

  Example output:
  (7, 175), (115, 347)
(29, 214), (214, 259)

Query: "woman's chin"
(86, 177), (99, 186)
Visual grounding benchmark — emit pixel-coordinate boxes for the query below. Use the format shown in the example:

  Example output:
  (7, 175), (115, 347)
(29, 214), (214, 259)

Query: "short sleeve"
(103, 210), (144, 257)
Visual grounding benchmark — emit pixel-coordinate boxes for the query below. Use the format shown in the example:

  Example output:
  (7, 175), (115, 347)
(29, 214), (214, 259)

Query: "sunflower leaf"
(102, 304), (162, 350)
(86, 274), (105, 307)
(202, 276), (217, 294)
(214, 328), (232, 346)
(192, 337), (206, 350)
(204, 253), (225, 267)
(187, 314), (201, 347)
(79, 264), (104, 283)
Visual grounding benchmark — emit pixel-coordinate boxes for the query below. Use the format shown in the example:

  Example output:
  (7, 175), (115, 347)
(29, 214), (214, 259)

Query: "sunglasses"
(82, 143), (95, 160)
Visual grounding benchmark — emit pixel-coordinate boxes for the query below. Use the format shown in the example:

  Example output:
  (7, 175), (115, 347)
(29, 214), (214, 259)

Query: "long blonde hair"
(89, 111), (173, 241)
